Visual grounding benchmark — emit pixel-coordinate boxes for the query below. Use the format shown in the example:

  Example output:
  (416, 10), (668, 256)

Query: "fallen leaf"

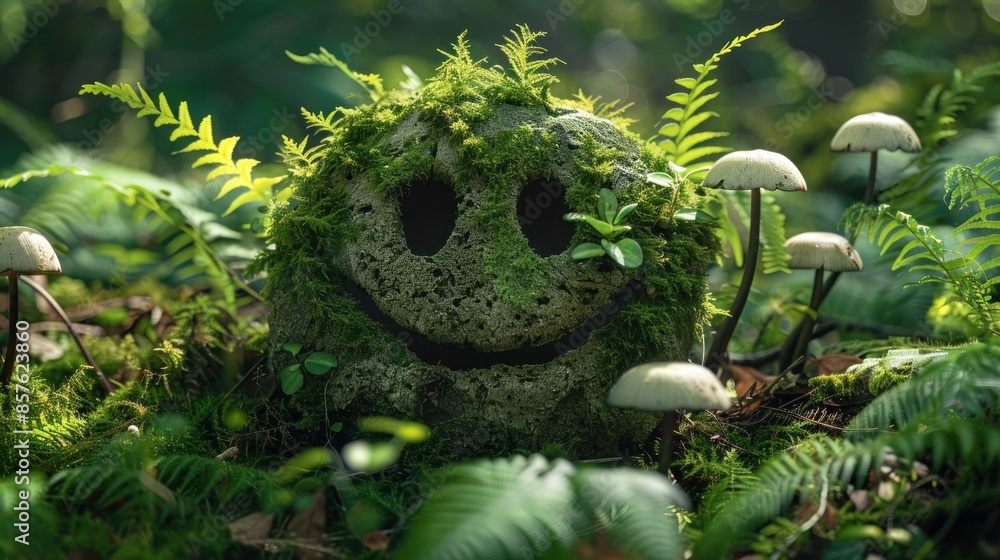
(287, 488), (326, 560)
(729, 364), (776, 398)
(813, 354), (863, 376)
(362, 530), (389, 551)
(229, 512), (274, 547)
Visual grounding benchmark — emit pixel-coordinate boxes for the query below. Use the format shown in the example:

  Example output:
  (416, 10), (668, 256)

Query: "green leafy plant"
(841, 156), (1000, 337)
(278, 343), (337, 395)
(883, 60), (1000, 208)
(564, 187), (643, 269)
(77, 83), (291, 219)
(694, 342), (1000, 557)
(657, 21), (782, 178)
(655, 22), (791, 277)
(396, 454), (689, 559)
(1, 151), (264, 311)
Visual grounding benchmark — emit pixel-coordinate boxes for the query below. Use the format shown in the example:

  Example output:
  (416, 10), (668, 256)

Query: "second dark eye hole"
(400, 179), (457, 256)
(517, 179), (575, 257)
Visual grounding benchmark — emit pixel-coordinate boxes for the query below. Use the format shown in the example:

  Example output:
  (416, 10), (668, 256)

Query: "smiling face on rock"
(264, 33), (719, 461)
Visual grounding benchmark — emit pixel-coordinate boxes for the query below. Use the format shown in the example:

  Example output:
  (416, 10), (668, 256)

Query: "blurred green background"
(1, 0), (999, 349)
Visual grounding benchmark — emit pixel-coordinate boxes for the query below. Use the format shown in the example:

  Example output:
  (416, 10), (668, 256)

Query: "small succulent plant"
(564, 188), (643, 269)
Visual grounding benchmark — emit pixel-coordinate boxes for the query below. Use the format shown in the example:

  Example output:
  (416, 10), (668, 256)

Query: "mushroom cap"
(784, 232), (863, 272)
(830, 112), (921, 153)
(608, 362), (731, 412)
(702, 150), (807, 192)
(0, 226), (61, 275)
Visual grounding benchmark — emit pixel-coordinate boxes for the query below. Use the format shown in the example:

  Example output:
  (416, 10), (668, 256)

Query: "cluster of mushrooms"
(608, 111), (921, 476)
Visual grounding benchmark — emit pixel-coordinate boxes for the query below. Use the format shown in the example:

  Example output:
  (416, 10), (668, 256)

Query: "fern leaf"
(696, 414), (1000, 557)
(497, 24), (562, 97)
(397, 455), (688, 560)
(79, 83), (286, 218)
(848, 342), (1000, 434)
(397, 455), (581, 559)
(657, 21), (782, 178)
(286, 47), (385, 102)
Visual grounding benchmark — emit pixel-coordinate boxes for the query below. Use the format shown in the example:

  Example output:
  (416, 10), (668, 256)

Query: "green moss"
(808, 371), (869, 400)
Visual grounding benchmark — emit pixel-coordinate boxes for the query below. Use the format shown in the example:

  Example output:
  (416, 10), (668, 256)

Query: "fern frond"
(78, 83), (288, 217)
(566, 90), (636, 130)
(848, 341), (1000, 435)
(397, 455), (688, 560)
(916, 61), (1000, 149)
(657, 21), (783, 178)
(695, 415), (1000, 558)
(285, 47), (385, 102)
(299, 107), (344, 139)
(715, 189), (790, 273)
(945, 157), (1000, 289)
(496, 24), (562, 104)
(842, 201), (999, 334)
(279, 135), (325, 178)
(0, 163), (261, 305)
(881, 62), (1000, 206)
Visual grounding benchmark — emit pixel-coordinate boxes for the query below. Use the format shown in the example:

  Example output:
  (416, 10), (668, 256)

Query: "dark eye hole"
(400, 179), (457, 256)
(517, 179), (575, 257)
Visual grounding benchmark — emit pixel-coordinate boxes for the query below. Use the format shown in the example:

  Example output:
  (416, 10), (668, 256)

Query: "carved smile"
(345, 279), (639, 370)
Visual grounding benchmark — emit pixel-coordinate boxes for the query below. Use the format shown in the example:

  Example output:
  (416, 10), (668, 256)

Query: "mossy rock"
(261, 30), (720, 460)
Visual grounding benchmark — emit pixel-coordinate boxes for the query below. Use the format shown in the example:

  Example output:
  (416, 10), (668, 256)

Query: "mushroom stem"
(2, 273), (19, 386)
(19, 276), (114, 394)
(791, 266), (825, 373)
(659, 410), (677, 476)
(708, 188), (761, 367)
(864, 151), (879, 205)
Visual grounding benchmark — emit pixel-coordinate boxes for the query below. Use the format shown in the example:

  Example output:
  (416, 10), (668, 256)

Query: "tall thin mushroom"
(830, 112), (921, 206)
(703, 150), (807, 369)
(1, 227), (62, 386)
(778, 114), (921, 368)
(782, 232), (863, 372)
(608, 362), (730, 476)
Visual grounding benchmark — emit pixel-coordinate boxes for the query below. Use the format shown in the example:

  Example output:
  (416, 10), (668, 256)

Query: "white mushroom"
(785, 232), (863, 272)
(702, 150), (806, 368)
(830, 112), (921, 204)
(784, 232), (862, 372)
(608, 362), (731, 475)
(0, 227), (61, 386)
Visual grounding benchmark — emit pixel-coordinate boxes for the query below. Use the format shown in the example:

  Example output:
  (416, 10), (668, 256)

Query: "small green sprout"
(563, 188), (643, 269)
(279, 342), (338, 395)
(647, 165), (715, 228)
